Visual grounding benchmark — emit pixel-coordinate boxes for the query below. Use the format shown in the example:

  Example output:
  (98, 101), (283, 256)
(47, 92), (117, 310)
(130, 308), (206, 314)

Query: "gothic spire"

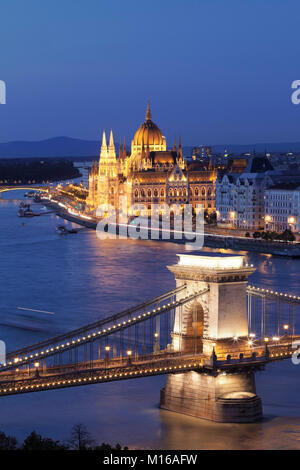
(178, 136), (182, 159)
(109, 129), (114, 149)
(108, 129), (116, 160)
(100, 130), (107, 160)
(146, 98), (152, 121)
(101, 130), (107, 149)
(123, 137), (127, 159)
(173, 137), (177, 152)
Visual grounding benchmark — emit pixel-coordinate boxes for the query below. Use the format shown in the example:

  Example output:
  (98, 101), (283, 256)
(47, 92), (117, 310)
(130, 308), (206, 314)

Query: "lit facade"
(215, 156), (274, 230)
(264, 183), (300, 233)
(86, 101), (217, 214)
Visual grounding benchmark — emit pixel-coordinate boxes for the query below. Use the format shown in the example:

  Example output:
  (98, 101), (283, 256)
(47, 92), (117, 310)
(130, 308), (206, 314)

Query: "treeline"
(0, 423), (128, 451)
(245, 229), (296, 242)
(0, 158), (80, 184)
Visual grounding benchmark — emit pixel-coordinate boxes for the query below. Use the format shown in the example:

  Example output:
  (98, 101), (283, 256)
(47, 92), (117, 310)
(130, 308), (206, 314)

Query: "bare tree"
(68, 423), (94, 450)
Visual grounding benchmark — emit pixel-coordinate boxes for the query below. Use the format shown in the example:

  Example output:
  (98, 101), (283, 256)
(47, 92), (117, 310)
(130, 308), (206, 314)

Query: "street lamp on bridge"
(105, 345), (110, 366)
(34, 362), (40, 378)
(154, 332), (160, 354)
(127, 350), (132, 366)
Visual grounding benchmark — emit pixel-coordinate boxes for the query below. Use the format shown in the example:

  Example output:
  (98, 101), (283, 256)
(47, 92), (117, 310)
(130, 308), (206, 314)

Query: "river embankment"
(44, 200), (300, 257)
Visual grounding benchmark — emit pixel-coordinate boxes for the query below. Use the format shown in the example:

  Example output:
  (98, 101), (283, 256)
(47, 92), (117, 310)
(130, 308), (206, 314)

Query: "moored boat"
(56, 224), (78, 234)
(18, 205), (40, 217)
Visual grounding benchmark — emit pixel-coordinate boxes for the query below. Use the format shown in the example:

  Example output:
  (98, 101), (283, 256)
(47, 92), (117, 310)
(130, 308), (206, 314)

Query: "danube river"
(0, 190), (300, 449)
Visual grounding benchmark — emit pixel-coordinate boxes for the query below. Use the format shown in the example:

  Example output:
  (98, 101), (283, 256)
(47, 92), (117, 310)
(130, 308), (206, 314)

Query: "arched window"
(195, 187), (199, 196)
(147, 189), (151, 197)
(207, 187), (212, 197)
(134, 189), (139, 198)
(154, 189), (158, 197)
(160, 189), (164, 197)
(201, 187), (206, 197)
(141, 189), (145, 198)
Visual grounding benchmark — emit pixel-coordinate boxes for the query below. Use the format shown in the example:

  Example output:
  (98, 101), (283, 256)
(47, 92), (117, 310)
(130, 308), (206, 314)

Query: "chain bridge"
(0, 186), (48, 197)
(0, 253), (299, 423)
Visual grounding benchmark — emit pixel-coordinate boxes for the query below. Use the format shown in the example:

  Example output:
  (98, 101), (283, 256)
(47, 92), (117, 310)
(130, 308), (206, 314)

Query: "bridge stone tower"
(160, 253), (263, 423)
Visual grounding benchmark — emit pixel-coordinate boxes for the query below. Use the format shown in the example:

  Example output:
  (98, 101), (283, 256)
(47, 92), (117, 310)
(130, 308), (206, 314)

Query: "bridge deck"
(0, 281), (299, 398)
(0, 337), (297, 397)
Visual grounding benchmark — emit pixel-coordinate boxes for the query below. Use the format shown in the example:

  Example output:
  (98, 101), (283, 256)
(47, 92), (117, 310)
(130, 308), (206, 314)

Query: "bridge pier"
(160, 253), (263, 423)
(160, 369), (262, 423)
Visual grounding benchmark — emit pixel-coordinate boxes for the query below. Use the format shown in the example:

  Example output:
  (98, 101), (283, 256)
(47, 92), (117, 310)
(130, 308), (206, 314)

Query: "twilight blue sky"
(1, 0), (300, 145)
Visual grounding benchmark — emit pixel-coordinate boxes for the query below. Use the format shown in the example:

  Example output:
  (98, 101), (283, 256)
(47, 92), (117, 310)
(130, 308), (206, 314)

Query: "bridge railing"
(2, 287), (209, 374)
(0, 354), (206, 397)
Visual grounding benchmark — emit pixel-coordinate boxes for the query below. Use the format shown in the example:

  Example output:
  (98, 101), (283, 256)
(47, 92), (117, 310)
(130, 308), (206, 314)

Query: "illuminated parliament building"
(86, 101), (217, 214)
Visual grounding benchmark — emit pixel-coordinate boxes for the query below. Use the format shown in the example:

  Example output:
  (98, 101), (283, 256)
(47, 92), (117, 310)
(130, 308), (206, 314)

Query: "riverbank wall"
(46, 202), (300, 257)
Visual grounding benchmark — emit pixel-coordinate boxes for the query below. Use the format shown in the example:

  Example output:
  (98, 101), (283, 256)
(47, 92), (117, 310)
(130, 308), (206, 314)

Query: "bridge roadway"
(0, 186), (47, 195)
(0, 336), (298, 397)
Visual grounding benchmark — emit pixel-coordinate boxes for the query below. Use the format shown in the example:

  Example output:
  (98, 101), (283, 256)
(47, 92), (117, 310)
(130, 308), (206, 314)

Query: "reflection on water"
(0, 191), (300, 449)
(159, 412), (300, 450)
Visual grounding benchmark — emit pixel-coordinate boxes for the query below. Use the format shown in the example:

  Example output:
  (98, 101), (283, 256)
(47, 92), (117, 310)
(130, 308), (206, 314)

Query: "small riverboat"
(18, 205), (40, 217)
(56, 225), (78, 234)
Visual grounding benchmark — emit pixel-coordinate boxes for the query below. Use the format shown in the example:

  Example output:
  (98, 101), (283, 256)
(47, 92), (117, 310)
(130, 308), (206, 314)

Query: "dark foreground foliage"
(0, 425), (128, 451)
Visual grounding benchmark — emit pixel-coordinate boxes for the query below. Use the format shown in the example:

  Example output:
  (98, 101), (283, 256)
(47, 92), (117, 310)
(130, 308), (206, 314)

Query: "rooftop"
(268, 182), (300, 191)
(177, 253), (245, 270)
(244, 155), (274, 173)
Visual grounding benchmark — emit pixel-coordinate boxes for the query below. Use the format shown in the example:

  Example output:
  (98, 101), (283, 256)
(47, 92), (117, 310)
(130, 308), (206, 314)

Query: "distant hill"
(1, 136), (300, 159)
(0, 136), (100, 158)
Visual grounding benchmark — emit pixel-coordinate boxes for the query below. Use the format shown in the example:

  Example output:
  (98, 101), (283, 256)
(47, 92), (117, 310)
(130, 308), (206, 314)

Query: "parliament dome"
(133, 101), (164, 147)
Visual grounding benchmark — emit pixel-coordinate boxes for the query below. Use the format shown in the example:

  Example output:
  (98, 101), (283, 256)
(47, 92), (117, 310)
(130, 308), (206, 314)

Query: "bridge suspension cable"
(7, 285), (187, 361)
(0, 282), (300, 398)
(3, 286), (209, 373)
(247, 285), (299, 340)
